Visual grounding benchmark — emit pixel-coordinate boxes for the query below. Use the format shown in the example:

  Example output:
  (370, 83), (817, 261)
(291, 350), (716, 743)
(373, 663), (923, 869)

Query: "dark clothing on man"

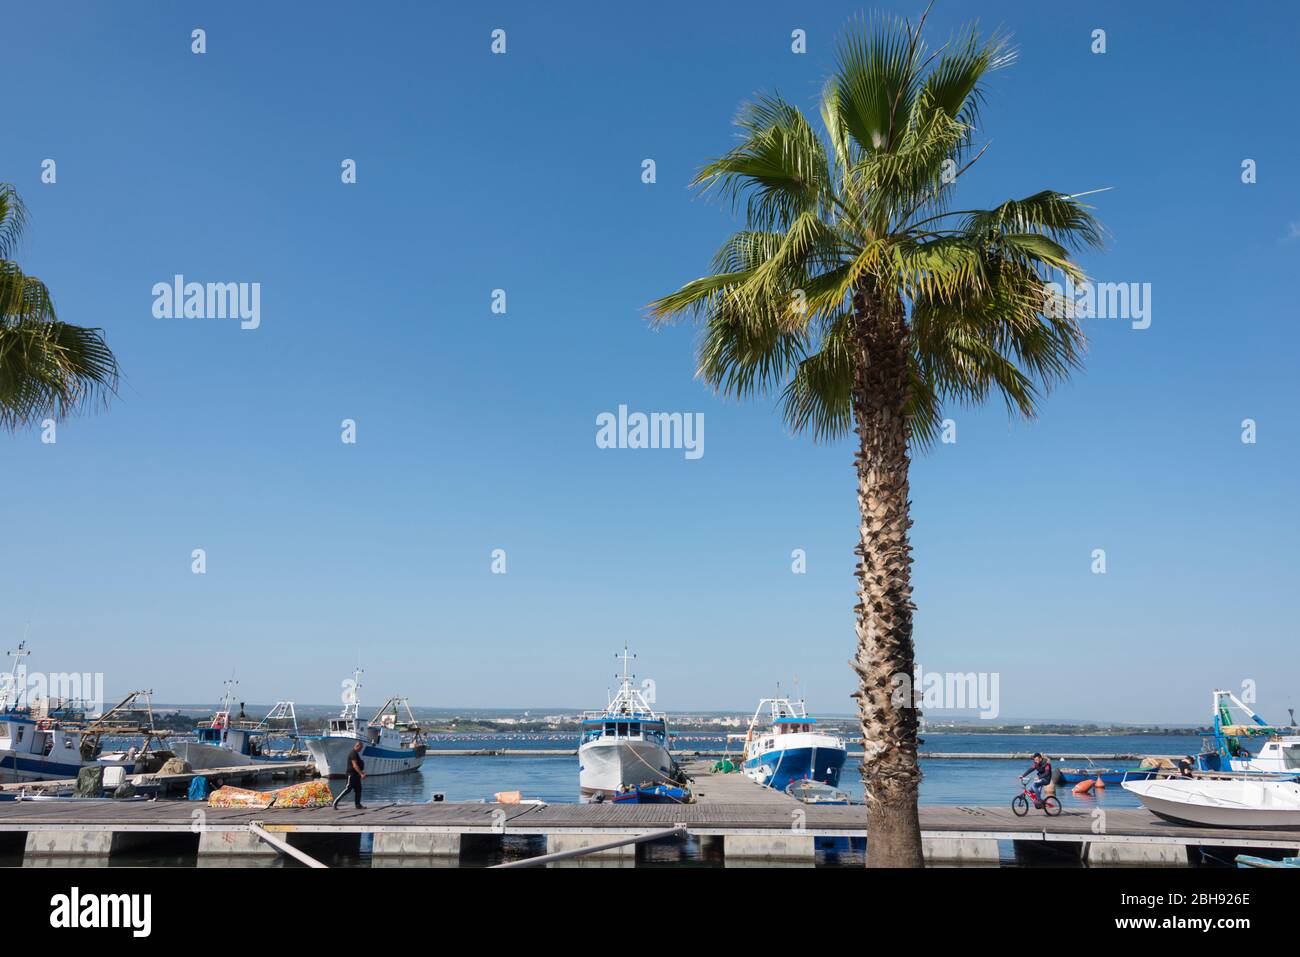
(332, 750), (365, 809)
(1023, 759), (1051, 803)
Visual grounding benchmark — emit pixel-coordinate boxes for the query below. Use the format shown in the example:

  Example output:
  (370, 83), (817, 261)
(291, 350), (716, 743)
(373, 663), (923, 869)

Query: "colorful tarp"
(207, 778), (332, 809)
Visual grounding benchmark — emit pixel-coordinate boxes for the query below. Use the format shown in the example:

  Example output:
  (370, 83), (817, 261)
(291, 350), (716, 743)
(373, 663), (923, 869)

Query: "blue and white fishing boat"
(1195, 690), (1300, 776)
(171, 680), (306, 770)
(738, 695), (847, 792)
(305, 670), (426, 778)
(0, 643), (167, 782)
(578, 648), (680, 800)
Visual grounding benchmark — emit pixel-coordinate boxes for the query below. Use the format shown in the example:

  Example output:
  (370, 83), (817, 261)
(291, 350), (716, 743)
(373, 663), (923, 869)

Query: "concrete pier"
(545, 832), (636, 866)
(198, 828), (277, 857)
(373, 831), (460, 859)
(723, 833), (815, 865)
(923, 836), (1001, 864)
(1085, 841), (1191, 866)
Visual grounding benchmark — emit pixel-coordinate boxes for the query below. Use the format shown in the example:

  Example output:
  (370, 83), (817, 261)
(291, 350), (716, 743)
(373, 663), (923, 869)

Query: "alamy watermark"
(0, 667), (105, 717)
(1044, 277), (1151, 330)
(890, 664), (1000, 719)
(595, 404), (704, 460)
(152, 275), (261, 330)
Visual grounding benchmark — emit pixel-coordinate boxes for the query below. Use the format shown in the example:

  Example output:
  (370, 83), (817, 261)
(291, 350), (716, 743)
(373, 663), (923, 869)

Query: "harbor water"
(341, 732), (1205, 809)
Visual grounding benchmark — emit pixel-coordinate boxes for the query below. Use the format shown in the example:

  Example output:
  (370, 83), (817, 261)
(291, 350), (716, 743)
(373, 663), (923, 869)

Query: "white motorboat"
(578, 647), (678, 799)
(1123, 777), (1300, 829)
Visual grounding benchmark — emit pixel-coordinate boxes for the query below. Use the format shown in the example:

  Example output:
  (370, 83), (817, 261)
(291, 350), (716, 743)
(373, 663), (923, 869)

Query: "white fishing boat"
(734, 694), (847, 792)
(0, 643), (169, 783)
(1123, 777), (1300, 829)
(305, 671), (426, 777)
(1196, 690), (1300, 775)
(578, 648), (679, 800)
(171, 680), (306, 770)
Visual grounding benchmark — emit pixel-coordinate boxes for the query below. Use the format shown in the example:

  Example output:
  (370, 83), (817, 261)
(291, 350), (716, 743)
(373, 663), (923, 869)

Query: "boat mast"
(342, 667), (363, 726)
(0, 640), (30, 712)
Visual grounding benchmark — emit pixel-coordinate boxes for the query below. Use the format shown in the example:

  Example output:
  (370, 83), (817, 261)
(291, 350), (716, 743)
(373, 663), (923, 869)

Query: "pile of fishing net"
(207, 778), (333, 808)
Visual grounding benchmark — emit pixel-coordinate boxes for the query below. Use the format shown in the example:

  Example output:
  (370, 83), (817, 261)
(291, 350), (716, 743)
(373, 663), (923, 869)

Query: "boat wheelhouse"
(578, 647), (680, 799)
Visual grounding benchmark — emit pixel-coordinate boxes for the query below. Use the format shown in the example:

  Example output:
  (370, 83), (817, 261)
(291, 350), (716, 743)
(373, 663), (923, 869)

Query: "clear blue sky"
(2, 1), (1296, 723)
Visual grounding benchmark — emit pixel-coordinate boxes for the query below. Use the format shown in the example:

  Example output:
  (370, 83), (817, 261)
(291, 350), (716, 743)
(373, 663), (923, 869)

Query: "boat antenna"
(2, 639), (31, 711)
(616, 645), (636, 684)
(220, 673), (238, 711)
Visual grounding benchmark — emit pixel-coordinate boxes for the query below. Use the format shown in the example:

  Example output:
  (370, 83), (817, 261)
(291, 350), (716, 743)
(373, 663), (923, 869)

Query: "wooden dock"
(1, 761), (1295, 866)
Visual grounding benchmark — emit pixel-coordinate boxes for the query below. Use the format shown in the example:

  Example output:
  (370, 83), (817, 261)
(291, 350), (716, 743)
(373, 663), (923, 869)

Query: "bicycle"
(1012, 778), (1061, 816)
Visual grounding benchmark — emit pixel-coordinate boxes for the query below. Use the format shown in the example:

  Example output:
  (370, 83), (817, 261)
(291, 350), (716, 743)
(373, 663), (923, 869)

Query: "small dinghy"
(1123, 777), (1300, 829)
(606, 783), (691, 804)
(786, 779), (852, 805)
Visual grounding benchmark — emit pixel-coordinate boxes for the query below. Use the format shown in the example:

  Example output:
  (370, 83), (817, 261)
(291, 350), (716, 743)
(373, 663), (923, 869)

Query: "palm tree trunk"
(850, 289), (923, 868)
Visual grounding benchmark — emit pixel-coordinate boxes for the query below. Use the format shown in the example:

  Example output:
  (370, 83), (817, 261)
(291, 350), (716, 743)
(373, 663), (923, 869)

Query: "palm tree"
(0, 183), (118, 431)
(649, 8), (1103, 866)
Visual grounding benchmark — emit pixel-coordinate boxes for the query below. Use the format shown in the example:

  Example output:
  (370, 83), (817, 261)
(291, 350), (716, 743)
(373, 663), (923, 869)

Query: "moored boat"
(738, 695), (847, 792)
(171, 681), (306, 770)
(0, 643), (170, 783)
(578, 647), (680, 799)
(305, 671), (426, 777)
(1123, 777), (1300, 829)
(1195, 690), (1300, 776)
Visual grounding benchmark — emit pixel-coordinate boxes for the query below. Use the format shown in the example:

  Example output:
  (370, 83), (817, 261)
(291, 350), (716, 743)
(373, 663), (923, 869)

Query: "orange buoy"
(1073, 779), (1094, 795)
(1094, 777), (1106, 789)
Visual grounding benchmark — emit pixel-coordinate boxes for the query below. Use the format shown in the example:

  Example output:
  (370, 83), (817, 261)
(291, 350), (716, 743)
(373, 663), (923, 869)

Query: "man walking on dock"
(332, 742), (366, 810)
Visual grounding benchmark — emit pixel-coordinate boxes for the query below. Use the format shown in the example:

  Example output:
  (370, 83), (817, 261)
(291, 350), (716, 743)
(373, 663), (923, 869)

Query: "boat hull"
(579, 738), (674, 797)
(0, 751), (91, 782)
(1124, 778), (1300, 829)
(305, 735), (425, 778)
(744, 744), (846, 792)
(171, 741), (304, 771)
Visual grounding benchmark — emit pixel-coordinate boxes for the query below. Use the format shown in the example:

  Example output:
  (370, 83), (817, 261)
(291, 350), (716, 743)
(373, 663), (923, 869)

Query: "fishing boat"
(577, 647), (680, 800)
(737, 695), (847, 792)
(1057, 767), (1155, 785)
(0, 644), (170, 783)
(305, 671), (426, 777)
(171, 680), (306, 770)
(1123, 777), (1300, 829)
(1195, 690), (1300, 775)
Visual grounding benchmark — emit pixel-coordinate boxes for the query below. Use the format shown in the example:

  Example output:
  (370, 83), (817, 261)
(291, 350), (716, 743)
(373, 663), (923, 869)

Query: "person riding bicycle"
(1020, 753), (1052, 805)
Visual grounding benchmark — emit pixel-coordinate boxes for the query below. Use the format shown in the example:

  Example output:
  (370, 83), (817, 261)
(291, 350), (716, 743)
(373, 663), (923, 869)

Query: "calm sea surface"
(344, 732), (1206, 810)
